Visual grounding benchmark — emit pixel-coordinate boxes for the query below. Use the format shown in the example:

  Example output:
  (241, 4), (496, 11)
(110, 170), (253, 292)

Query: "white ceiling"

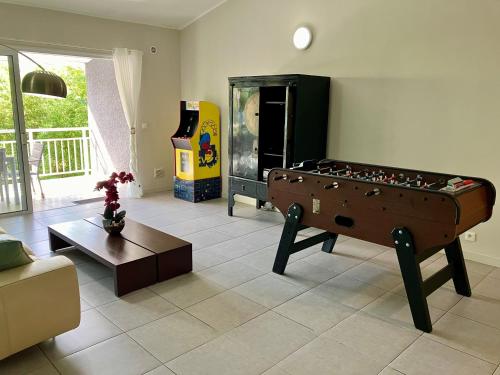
(0, 0), (227, 29)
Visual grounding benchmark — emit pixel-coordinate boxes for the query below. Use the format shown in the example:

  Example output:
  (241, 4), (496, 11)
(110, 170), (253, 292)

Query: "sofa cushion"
(0, 234), (33, 271)
(21, 243), (35, 257)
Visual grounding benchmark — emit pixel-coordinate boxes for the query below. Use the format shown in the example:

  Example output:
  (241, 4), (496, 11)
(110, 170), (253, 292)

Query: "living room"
(0, 1), (499, 374)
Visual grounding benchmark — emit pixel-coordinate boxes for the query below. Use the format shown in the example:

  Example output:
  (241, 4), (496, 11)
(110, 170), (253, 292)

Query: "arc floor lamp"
(0, 43), (67, 99)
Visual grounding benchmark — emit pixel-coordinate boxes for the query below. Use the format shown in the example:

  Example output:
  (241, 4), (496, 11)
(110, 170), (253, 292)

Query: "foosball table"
(268, 159), (495, 332)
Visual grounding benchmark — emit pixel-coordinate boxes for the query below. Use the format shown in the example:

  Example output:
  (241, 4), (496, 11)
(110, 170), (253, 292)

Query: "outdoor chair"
(0, 148), (22, 205)
(29, 142), (45, 199)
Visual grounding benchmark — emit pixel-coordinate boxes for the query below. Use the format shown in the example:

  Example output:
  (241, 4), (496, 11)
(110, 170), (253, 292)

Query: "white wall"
(180, 0), (500, 266)
(0, 3), (180, 193)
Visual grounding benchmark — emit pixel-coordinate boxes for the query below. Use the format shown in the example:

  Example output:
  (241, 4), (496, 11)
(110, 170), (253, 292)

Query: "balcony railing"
(0, 127), (91, 178)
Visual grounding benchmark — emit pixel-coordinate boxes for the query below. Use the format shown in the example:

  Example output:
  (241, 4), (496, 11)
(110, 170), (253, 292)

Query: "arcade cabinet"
(171, 101), (221, 202)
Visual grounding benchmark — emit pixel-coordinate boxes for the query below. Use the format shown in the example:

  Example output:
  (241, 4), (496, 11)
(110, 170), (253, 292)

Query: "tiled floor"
(1, 192), (500, 375)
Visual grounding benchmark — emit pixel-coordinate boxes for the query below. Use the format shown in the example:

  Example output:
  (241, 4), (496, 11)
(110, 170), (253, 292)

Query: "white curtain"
(112, 48), (143, 198)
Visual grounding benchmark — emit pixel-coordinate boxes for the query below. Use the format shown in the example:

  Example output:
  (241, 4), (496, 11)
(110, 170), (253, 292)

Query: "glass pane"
(0, 55), (27, 214)
(232, 87), (259, 179)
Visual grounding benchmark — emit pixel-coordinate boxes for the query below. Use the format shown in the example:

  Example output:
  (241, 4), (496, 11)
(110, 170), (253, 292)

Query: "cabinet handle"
(255, 113), (259, 116)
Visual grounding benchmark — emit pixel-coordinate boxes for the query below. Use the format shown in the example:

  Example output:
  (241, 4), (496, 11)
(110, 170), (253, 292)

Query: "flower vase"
(103, 219), (125, 235)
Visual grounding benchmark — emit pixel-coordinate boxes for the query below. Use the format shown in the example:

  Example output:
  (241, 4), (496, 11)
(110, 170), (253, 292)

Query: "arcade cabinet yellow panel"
(171, 101), (221, 202)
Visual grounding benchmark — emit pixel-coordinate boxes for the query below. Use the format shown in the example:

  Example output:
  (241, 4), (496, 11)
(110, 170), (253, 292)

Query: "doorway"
(18, 52), (98, 211)
(0, 50), (130, 213)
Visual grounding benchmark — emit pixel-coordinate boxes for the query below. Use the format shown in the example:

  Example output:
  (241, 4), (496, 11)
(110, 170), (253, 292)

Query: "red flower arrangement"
(95, 171), (134, 225)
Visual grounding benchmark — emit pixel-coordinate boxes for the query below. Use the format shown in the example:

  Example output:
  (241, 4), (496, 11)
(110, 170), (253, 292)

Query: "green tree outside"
(0, 62), (89, 178)
(0, 64), (88, 130)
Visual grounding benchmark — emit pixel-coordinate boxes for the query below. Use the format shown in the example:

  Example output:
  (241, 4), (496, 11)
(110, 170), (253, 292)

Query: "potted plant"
(95, 171), (134, 235)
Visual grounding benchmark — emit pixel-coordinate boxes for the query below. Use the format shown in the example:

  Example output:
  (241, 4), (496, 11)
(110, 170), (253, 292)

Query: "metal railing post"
(27, 129), (34, 155)
(82, 128), (90, 175)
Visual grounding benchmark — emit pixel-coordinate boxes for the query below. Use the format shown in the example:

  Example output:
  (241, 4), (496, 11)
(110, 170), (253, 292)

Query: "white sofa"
(0, 231), (80, 360)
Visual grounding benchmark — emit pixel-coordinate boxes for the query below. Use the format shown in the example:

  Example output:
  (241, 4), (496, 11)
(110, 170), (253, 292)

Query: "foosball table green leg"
(444, 239), (471, 297)
(273, 203), (339, 275)
(272, 204), (303, 274)
(392, 228), (433, 333)
(321, 233), (338, 253)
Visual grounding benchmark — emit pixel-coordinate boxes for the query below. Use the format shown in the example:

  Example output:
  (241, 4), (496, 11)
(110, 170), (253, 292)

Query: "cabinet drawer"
(231, 178), (257, 196)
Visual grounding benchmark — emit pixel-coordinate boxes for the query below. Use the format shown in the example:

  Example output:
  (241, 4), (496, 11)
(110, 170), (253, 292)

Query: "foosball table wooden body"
(268, 159), (495, 332)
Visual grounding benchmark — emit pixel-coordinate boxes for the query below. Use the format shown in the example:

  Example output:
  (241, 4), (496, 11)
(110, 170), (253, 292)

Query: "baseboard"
(143, 186), (171, 195)
(463, 249), (500, 268)
(234, 195), (256, 206)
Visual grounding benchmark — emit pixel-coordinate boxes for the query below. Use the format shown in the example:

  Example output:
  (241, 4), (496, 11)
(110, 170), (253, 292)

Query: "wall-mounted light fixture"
(293, 26), (313, 50)
(0, 43), (67, 99)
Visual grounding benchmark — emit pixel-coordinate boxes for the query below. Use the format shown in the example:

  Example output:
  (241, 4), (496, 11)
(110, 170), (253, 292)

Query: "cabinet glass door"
(231, 86), (259, 180)
(0, 50), (31, 214)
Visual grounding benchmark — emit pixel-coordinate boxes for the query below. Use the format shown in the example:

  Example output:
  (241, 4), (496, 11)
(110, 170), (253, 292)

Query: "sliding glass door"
(0, 48), (32, 214)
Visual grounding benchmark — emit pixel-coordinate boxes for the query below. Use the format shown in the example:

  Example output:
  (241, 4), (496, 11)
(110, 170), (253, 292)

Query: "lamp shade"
(21, 70), (67, 98)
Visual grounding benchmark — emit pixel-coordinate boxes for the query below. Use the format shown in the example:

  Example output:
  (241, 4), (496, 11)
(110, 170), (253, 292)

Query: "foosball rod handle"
(273, 174), (288, 181)
(289, 176), (304, 184)
(324, 182), (339, 190)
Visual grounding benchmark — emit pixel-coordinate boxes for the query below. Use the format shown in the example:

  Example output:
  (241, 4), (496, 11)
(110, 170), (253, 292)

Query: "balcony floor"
(0, 175), (103, 214)
(34, 175), (103, 211)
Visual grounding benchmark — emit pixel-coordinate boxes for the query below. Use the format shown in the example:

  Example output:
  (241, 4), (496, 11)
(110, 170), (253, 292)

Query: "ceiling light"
(293, 27), (313, 50)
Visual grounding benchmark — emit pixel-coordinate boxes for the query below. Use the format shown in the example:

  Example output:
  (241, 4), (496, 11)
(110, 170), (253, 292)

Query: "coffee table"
(48, 217), (192, 296)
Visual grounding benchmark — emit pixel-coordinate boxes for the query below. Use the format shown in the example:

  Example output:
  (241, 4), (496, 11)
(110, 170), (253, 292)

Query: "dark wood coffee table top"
(48, 220), (155, 268)
(49, 217), (192, 296)
(84, 216), (191, 255)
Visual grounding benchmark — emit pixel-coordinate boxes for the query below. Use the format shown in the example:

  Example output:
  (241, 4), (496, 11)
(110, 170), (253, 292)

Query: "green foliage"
(0, 63), (14, 130)
(102, 208), (126, 223)
(102, 219), (113, 227)
(23, 66), (88, 129)
(0, 63), (88, 132)
(0, 60), (89, 179)
(103, 206), (114, 220)
(115, 210), (126, 222)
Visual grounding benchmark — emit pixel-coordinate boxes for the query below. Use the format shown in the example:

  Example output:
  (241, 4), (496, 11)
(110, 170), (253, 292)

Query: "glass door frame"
(0, 46), (33, 215)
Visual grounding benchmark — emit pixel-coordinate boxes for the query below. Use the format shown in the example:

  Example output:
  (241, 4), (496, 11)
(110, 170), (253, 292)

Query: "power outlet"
(153, 168), (164, 178)
(464, 231), (477, 242)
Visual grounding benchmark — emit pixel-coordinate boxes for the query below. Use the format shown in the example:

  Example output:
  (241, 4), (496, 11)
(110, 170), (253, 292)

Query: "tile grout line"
(377, 365), (407, 375)
(423, 311), (500, 366)
(40, 308), (126, 367)
(160, 307), (299, 369)
(270, 307), (330, 335)
(192, 242), (282, 274)
(36, 344), (63, 375)
(389, 332), (499, 371)
(422, 332), (500, 367)
(181, 295), (271, 332)
(94, 294), (181, 332)
(146, 277), (228, 311)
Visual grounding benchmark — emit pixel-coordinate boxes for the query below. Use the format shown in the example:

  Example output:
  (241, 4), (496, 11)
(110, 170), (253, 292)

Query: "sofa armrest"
(0, 256), (81, 360)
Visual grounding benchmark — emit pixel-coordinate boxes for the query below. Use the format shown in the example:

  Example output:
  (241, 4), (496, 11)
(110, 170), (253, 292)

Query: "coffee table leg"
(113, 257), (157, 297)
(49, 231), (72, 252)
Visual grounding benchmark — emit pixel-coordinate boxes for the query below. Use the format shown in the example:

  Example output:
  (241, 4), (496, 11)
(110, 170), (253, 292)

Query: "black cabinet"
(228, 74), (330, 216)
